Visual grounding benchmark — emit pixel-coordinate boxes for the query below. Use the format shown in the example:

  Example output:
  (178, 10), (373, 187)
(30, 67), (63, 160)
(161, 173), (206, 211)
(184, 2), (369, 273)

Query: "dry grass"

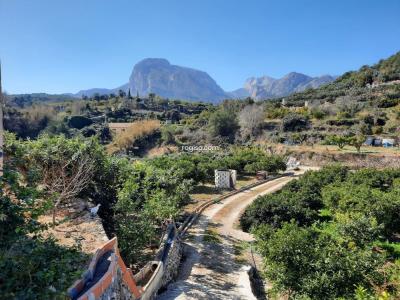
(146, 145), (178, 158)
(290, 144), (400, 156)
(21, 104), (56, 122)
(257, 141), (400, 157)
(39, 208), (109, 254)
(107, 119), (160, 154)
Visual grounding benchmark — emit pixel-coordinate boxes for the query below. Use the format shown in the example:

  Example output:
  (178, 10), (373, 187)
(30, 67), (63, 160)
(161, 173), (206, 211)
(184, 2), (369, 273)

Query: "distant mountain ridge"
(74, 59), (335, 102)
(230, 73), (336, 99)
(75, 84), (129, 98)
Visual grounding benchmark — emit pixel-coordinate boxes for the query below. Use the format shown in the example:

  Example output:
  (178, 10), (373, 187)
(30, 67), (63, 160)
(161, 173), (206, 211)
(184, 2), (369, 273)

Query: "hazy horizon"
(1, 0), (400, 94)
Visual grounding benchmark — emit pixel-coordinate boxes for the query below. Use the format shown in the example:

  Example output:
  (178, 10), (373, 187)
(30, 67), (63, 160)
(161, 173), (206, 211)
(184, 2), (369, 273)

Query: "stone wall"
(161, 238), (182, 288)
(68, 224), (182, 300)
(68, 237), (142, 300)
(140, 224), (182, 300)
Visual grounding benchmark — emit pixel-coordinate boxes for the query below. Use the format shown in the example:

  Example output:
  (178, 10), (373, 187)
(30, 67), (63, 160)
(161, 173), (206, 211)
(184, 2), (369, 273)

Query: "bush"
(149, 148), (285, 184)
(243, 155), (286, 174)
(281, 113), (310, 132)
(247, 166), (400, 299)
(0, 159), (88, 299)
(67, 115), (93, 129)
(114, 162), (193, 265)
(0, 236), (88, 299)
(208, 109), (239, 142)
(241, 166), (349, 231)
(240, 192), (319, 232)
(254, 221), (386, 299)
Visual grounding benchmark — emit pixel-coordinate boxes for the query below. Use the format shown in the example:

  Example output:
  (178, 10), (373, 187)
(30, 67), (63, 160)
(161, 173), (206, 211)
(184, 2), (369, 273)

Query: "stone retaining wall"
(68, 238), (142, 300)
(68, 224), (182, 300)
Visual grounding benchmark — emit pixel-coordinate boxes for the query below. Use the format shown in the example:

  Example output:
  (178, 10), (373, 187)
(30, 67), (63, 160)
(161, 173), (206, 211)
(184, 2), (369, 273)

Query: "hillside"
(274, 51), (400, 106)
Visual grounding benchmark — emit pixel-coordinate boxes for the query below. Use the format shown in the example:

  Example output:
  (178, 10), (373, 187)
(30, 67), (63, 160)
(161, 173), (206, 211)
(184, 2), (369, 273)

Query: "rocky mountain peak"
(128, 58), (227, 102)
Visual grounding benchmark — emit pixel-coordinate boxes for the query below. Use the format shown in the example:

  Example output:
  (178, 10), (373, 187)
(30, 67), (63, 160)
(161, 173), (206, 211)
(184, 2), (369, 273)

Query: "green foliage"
(265, 106), (290, 119)
(241, 165), (348, 231)
(281, 113), (310, 132)
(254, 222), (316, 295)
(208, 109), (239, 141)
(243, 155), (286, 174)
(161, 125), (176, 144)
(114, 162), (193, 264)
(324, 134), (352, 149)
(349, 134), (366, 152)
(255, 221), (386, 299)
(0, 236), (88, 300)
(0, 157), (88, 299)
(149, 148), (286, 185)
(322, 174), (400, 238)
(67, 115), (93, 129)
(246, 166), (400, 299)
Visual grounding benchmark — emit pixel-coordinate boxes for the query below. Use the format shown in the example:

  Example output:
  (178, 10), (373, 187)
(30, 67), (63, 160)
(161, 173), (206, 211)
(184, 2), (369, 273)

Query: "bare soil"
(157, 169), (309, 299)
(39, 209), (109, 254)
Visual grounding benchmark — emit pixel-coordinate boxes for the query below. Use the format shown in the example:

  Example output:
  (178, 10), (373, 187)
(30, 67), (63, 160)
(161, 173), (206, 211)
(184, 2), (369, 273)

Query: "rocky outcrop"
(75, 59), (335, 102)
(236, 72), (335, 100)
(128, 58), (227, 103)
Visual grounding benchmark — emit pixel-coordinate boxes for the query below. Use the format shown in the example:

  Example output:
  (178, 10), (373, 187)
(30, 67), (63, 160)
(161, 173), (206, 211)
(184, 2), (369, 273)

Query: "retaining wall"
(68, 224), (182, 300)
(68, 237), (142, 300)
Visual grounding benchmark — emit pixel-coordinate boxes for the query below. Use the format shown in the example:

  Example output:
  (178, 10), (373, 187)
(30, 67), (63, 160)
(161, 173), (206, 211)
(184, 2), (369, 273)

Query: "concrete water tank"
(215, 169), (237, 189)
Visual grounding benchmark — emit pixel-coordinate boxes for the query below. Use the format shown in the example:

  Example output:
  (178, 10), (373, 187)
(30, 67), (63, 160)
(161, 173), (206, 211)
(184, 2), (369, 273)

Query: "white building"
(215, 169), (237, 189)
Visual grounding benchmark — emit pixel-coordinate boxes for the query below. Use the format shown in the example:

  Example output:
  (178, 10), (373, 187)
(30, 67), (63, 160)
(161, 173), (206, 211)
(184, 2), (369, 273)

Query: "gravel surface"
(157, 171), (308, 300)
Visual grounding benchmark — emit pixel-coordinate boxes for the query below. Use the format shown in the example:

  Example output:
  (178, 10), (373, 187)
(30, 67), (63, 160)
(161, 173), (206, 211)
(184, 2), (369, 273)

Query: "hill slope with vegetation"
(241, 166), (400, 299)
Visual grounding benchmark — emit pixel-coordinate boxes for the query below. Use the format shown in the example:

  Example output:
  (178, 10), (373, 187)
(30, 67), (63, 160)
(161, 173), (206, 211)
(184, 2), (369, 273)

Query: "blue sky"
(1, 0), (400, 94)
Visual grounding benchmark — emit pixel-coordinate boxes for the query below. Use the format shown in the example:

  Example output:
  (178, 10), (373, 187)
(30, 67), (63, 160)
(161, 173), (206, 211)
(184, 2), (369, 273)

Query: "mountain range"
(75, 58), (335, 102)
(231, 73), (336, 99)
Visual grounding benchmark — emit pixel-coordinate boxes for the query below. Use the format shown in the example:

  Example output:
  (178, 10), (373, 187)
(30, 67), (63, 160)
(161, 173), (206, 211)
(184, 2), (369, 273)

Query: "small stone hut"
(215, 169), (237, 189)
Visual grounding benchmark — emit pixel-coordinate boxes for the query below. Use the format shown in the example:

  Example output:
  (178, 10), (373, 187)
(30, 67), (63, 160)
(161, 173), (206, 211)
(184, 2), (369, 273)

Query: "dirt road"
(157, 171), (306, 300)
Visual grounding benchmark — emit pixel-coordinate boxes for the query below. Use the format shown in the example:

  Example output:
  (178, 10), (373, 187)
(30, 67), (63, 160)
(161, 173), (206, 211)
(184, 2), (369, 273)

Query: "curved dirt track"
(157, 171), (307, 300)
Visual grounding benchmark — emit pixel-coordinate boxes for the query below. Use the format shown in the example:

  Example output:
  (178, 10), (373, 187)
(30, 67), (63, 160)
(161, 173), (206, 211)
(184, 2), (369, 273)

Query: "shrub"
(281, 113), (310, 132)
(0, 158), (88, 299)
(0, 236), (88, 299)
(248, 166), (400, 299)
(254, 221), (386, 299)
(243, 155), (286, 174)
(208, 109), (239, 142)
(114, 162), (193, 265)
(67, 115), (93, 129)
